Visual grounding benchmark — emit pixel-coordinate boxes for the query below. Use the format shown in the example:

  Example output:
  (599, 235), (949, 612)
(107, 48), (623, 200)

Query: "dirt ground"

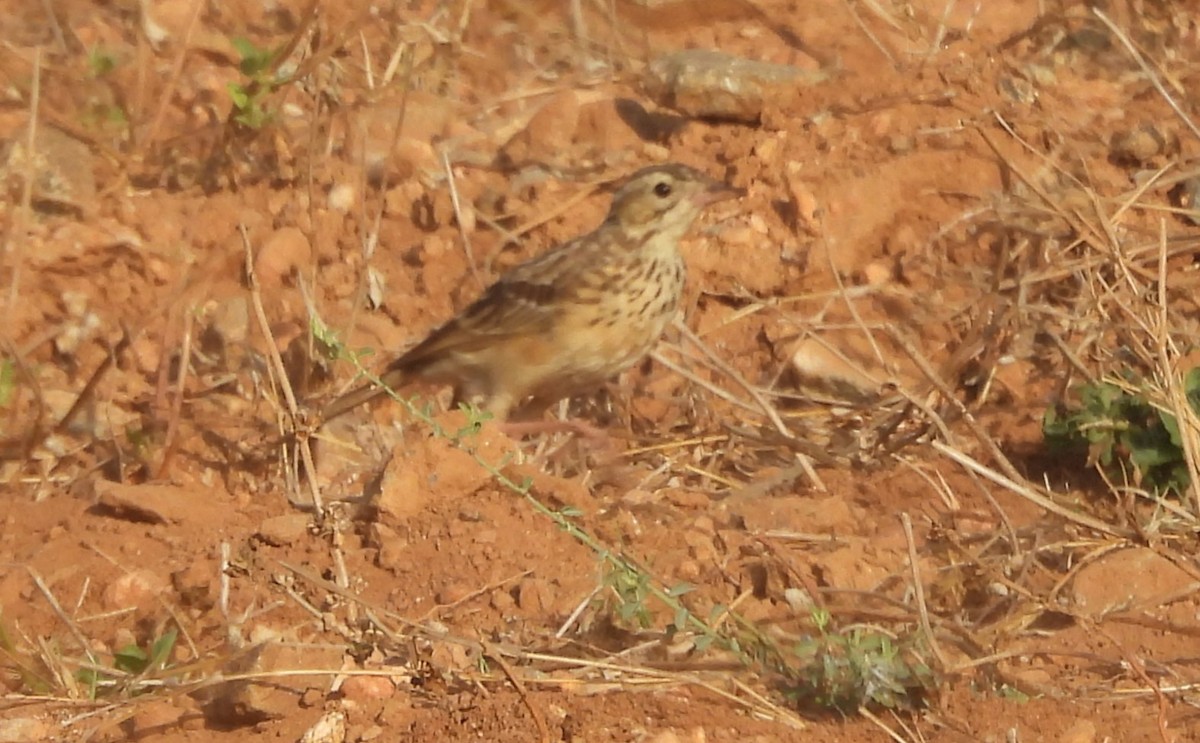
(3, 0), (1200, 741)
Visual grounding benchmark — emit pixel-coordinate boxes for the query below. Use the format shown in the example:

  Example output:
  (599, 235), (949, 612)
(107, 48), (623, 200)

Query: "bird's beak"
(693, 178), (744, 207)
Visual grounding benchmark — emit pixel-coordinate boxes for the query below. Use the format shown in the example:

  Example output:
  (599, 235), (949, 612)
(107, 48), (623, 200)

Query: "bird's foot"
(497, 418), (611, 444)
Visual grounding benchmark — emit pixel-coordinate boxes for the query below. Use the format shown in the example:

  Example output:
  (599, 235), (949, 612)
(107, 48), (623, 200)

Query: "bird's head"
(607, 163), (741, 245)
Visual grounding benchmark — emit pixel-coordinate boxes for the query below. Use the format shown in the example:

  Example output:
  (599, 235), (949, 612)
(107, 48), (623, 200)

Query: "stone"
(256, 514), (312, 546)
(255, 227), (311, 287)
(298, 710), (346, 743)
(1070, 547), (1196, 615)
(103, 569), (167, 610)
(643, 49), (827, 123)
(340, 675), (395, 702)
(0, 717), (51, 742)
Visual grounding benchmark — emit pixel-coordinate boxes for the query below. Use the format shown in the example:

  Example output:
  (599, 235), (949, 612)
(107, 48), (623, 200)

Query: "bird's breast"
(553, 253), (686, 379)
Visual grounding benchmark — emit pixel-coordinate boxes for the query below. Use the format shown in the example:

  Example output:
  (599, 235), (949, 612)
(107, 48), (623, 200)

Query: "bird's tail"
(319, 367), (407, 423)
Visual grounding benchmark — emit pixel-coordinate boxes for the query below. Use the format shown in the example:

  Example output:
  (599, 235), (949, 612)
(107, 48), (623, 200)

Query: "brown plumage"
(321, 163), (739, 425)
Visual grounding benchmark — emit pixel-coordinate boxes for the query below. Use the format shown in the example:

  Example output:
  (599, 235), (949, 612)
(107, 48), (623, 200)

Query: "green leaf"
(75, 668), (103, 697)
(230, 36), (259, 59)
(231, 37), (275, 76)
(0, 359), (14, 407)
(308, 317), (338, 348)
(1185, 367), (1200, 400)
(999, 683), (1032, 702)
(1129, 432), (1179, 469)
(1042, 374), (1197, 496)
(665, 582), (695, 598)
(1042, 406), (1068, 439)
(234, 100), (272, 129)
(87, 47), (117, 77)
(1161, 410), (1182, 448)
(227, 82), (249, 109)
(113, 643), (149, 674)
(148, 629), (177, 672)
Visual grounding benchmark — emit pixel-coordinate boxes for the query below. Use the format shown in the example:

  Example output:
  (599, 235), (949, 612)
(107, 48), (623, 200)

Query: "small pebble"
(1109, 122), (1178, 166)
(642, 49), (827, 123)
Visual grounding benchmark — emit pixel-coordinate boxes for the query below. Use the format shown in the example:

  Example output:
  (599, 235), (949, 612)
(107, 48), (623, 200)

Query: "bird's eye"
(653, 182), (672, 198)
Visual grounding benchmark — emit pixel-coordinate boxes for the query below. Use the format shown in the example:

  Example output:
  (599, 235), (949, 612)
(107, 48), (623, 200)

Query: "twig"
(556, 585), (602, 638)
(1152, 219), (1200, 516)
(5, 46), (40, 309)
(241, 225), (325, 515)
(511, 181), (604, 238)
(53, 330), (132, 439)
(1093, 8), (1200, 143)
(857, 705), (909, 743)
(418, 570), (533, 622)
(338, 47), (414, 390)
(900, 513), (948, 670)
(219, 541), (231, 629)
(28, 568), (101, 678)
(890, 330), (1024, 484)
(649, 349), (763, 416)
(927, 0), (958, 58)
(483, 641), (550, 743)
(671, 319), (795, 441)
(154, 309), (194, 479)
(140, 0), (204, 150)
(932, 440), (1131, 537)
(1091, 623), (1173, 743)
(37, 0), (68, 53)
(442, 146), (483, 287)
(843, 0), (898, 65)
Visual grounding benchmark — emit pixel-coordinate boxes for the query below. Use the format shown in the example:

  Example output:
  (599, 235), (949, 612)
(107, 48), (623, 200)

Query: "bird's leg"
(492, 395), (614, 445)
(496, 418), (611, 442)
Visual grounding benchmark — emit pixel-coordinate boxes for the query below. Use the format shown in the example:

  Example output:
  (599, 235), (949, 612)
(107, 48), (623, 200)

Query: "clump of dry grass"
(842, 7), (1200, 731)
(9, 2), (1200, 741)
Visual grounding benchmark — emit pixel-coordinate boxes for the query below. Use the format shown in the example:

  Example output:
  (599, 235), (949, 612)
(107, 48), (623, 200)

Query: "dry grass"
(4, 2), (1200, 741)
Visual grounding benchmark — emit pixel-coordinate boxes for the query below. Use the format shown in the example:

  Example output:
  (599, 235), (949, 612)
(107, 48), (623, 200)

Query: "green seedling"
(227, 37), (281, 129)
(0, 358), (14, 408)
(87, 46), (118, 78)
(0, 613), (54, 694)
(787, 608), (935, 712)
(1044, 368), (1200, 496)
(77, 628), (178, 698)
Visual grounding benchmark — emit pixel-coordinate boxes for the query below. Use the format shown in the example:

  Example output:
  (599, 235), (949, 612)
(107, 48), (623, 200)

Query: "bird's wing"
(389, 232), (616, 374)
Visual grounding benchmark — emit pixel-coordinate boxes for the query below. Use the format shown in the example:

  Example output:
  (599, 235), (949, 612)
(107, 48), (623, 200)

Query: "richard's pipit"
(322, 163), (740, 427)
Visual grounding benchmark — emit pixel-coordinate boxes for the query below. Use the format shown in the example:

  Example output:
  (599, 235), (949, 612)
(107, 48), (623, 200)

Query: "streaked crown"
(606, 164), (738, 243)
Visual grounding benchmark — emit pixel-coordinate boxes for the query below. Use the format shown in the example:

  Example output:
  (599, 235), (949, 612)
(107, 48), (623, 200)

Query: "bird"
(320, 162), (740, 431)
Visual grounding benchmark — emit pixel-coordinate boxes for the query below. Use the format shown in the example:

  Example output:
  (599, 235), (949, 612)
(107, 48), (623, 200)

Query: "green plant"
(786, 608), (934, 712)
(0, 358), (14, 408)
(78, 45), (130, 135)
(0, 613), (54, 694)
(113, 628), (178, 676)
(319, 325), (936, 712)
(76, 628), (178, 697)
(1043, 368), (1200, 495)
(86, 46), (118, 78)
(311, 316), (352, 364)
(600, 563), (660, 629)
(227, 37), (280, 129)
(997, 683), (1032, 702)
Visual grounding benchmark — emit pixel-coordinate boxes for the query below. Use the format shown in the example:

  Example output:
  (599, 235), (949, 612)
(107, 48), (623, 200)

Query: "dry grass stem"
(139, 0), (204, 150)
(1092, 8), (1200, 143)
(4, 47), (40, 309)
(933, 440), (1131, 537)
(241, 226), (324, 514)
